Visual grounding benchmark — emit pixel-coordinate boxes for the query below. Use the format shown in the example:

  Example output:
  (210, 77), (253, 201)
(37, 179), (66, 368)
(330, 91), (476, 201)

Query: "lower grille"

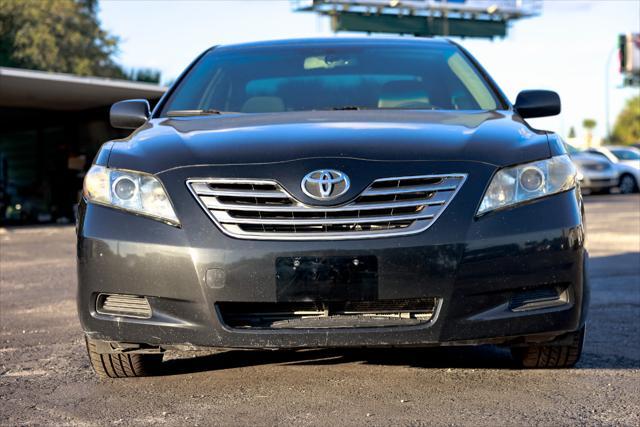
(96, 293), (152, 319)
(217, 298), (440, 329)
(187, 174), (465, 240)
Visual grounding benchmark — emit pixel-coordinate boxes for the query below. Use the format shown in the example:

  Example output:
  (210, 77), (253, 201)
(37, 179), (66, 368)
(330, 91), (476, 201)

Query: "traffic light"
(618, 33), (640, 87)
(619, 34), (627, 73)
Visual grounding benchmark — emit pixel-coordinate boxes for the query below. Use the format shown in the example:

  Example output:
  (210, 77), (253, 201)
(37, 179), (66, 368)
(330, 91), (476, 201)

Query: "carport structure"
(0, 67), (166, 224)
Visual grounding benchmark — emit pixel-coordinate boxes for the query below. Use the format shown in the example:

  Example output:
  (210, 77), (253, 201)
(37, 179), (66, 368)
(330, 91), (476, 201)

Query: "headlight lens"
(478, 155), (577, 215)
(83, 165), (179, 225)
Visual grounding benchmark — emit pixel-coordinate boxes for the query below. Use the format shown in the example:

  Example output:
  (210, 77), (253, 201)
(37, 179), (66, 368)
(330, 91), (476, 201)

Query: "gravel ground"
(1, 194), (638, 426)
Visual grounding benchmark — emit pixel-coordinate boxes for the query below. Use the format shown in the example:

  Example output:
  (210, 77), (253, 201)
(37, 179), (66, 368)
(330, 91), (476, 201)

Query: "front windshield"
(160, 44), (502, 115)
(611, 148), (640, 160)
(564, 143), (580, 154)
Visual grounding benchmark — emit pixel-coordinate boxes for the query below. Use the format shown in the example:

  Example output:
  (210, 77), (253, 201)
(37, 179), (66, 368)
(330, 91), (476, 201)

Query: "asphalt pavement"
(1, 194), (639, 426)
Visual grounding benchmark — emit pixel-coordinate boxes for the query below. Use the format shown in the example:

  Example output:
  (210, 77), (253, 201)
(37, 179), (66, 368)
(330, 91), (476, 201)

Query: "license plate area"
(276, 256), (378, 302)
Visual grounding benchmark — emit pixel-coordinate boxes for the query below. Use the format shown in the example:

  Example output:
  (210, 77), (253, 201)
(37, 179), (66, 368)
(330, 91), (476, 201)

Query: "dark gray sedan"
(77, 37), (588, 378)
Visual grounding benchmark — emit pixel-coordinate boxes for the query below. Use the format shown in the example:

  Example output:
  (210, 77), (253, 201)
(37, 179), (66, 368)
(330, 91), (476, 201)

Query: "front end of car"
(77, 154), (587, 352)
(77, 38), (588, 378)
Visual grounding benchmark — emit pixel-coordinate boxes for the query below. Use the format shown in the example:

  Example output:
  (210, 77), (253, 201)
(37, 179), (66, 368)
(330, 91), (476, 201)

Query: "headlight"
(477, 155), (577, 215)
(83, 165), (179, 225)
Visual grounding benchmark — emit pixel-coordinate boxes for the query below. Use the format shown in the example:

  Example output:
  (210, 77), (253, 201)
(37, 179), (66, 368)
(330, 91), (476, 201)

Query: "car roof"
(213, 37), (452, 52)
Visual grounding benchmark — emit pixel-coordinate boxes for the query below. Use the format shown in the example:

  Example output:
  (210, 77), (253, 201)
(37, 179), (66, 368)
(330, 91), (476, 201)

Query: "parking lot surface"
(1, 194), (639, 426)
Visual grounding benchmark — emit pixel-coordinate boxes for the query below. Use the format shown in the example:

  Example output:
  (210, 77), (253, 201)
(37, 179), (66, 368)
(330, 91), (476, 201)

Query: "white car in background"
(565, 144), (619, 194)
(587, 146), (640, 194)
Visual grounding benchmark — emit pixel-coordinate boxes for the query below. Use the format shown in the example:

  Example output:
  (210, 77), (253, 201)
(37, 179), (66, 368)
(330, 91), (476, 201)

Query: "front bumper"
(77, 162), (588, 350)
(578, 170), (619, 190)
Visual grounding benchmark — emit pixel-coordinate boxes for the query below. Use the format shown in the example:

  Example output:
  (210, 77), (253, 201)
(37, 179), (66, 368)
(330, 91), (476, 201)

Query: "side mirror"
(514, 90), (561, 119)
(110, 99), (150, 129)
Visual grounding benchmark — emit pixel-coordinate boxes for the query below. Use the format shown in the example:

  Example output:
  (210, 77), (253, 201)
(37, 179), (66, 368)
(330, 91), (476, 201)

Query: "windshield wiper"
(330, 106), (369, 111)
(167, 109), (234, 117)
(329, 106), (439, 111)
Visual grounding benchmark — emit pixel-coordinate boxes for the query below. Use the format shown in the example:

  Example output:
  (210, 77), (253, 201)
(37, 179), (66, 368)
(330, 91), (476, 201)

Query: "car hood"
(570, 153), (610, 165)
(105, 110), (550, 174)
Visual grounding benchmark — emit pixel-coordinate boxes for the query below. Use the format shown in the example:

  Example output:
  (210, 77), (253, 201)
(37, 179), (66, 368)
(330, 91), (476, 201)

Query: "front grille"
(187, 174), (465, 240)
(218, 298), (440, 329)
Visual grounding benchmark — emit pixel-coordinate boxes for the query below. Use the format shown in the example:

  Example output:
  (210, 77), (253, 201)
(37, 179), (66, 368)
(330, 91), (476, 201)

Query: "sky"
(99, 0), (640, 141)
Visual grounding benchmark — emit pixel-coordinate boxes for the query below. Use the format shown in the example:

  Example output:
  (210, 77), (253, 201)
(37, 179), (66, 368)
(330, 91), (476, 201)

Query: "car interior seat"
(378, 80), (431, 109)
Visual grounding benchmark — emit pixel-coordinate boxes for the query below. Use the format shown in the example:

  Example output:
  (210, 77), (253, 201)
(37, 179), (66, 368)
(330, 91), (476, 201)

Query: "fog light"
(96, 293), (152, 319)
(509, 286), (569, 312)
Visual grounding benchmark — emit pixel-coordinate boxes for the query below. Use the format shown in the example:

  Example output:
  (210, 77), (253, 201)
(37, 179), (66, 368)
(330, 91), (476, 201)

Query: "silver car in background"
(566, 144), (619, 194)
(587, 146), (640, 194)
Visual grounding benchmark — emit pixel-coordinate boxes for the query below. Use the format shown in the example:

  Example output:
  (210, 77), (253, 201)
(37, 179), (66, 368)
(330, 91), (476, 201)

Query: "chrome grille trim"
(361, 182), (459, 196)
(213, 208), (439, 225)
(187, 174), (466, 240)
(200, 192), (450, 212)
(190, 183), (286, 198)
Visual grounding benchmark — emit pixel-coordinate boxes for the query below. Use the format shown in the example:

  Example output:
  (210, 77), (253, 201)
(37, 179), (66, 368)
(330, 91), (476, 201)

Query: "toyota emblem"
(301, 169), (350, 200)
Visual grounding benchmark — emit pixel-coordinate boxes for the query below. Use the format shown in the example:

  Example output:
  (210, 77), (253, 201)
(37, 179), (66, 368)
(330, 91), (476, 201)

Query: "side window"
(610, 150), (624, 160)
(611, 150), (639, 160)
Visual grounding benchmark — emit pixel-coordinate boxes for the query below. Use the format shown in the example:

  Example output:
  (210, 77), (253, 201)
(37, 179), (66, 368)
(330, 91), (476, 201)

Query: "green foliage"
(568, 126), (576, 138)
(0, 0), (125, 78)
(582, 119), (597, 130)
(129, 68), (161, 84)
(612, 96), (640, 145)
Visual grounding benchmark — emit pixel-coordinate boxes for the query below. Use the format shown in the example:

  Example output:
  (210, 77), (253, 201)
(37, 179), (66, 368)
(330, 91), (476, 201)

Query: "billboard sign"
(293, 0), (541, 39)
(294, 0), (540, 16)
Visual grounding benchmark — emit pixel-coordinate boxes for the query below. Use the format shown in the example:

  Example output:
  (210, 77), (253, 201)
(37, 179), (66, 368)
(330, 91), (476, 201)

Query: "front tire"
(85, 337), (163, 379)
(619, 174), (638, 194)
(511, 326), (585, 369)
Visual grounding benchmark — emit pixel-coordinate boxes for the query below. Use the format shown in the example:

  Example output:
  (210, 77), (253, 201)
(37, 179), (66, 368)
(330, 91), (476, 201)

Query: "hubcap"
(620, 176), (636, 194)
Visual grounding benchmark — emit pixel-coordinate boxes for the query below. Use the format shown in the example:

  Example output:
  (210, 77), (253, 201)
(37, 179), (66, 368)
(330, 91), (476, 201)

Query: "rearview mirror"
(110, 99), (150, 129)
(514, 90), (561, 119)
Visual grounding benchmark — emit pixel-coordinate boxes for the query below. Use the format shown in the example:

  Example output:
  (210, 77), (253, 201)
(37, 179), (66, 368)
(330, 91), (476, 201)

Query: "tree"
(0, 0), (125, 78)
(129, 68), (161, 84)
(612, 96), (640, 146)
(568, 126), (576, 139)
(582, 118), (597, 147)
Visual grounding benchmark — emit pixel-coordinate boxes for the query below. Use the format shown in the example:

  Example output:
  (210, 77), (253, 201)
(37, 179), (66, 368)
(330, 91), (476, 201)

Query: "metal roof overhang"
(0, 67), (167, 111)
